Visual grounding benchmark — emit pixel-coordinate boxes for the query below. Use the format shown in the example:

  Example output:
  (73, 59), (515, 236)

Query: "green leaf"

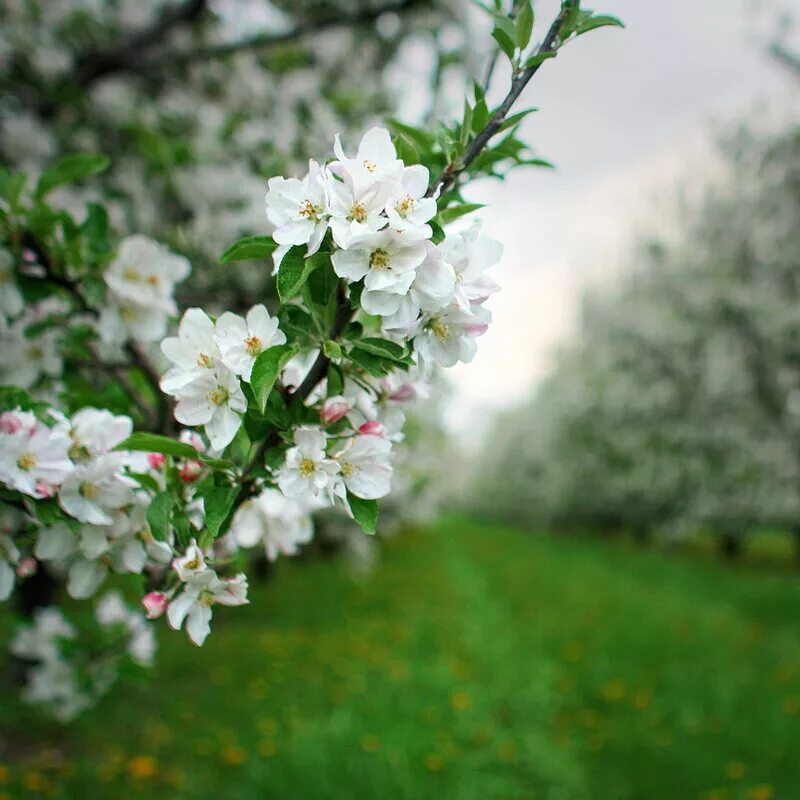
(524, 50), (557, 69)
(198, 486), (239, 538)
(220, 235), (277, 264)
(492, 26), (516, 60)
(460, 100), (474, 147)
(250, 343), (297, 411)
(327, 363), (344, 396)
(576, 14), (625, 35)
(438, 203), (485, 224)
(323, 340), (343, 360)
(393, 133), (419, 165)
(355, 337), (408, 362)
(515, 1), (534, 50)
(147, 491), (175, 541)
(348, 347), (391, 378)
(347, 492), (378, 534)
(118, 433), (199, 460)
(35, 153), (111, 198)
(277, 245), (319, 301)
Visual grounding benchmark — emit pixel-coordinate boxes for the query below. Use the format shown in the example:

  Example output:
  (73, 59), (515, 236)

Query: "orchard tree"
(473, 123), (800, 558)
(0, 1), (624, 719)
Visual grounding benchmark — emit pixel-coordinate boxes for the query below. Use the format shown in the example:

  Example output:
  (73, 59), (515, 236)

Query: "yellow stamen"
(197, 353), (214, 368)
(17, 452), (37, 471)
(370, 249), (390, 269)
(244, 335), (262, 356)
(79, 481), (99, 499)
(298, 458), (316, 477)
(207, 386), (230, 406)
(395, 196), (416, 217)
(298, 199), (320, 219)
(349, 202), (367, 223)
(362, 159), (377, 173)
(429, 320), (451, 341)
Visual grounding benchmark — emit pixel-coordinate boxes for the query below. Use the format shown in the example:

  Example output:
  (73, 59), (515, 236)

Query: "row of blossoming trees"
(474, 123), (800, 560)
(0, 1), (622, 719)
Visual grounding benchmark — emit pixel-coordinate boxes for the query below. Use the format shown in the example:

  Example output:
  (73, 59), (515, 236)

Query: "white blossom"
(58, 454), (137, 525)
(265, 158), (330, 262)
(0, 415), (73, 497)
(168, 364), (246, 450)
(331, 229), (427, 316)
(413, 304), (491, 369)
(214, 304), (286, 382)
(160, 308), (220, 394)
(333, 433), (393, 501)
(277, 426), (340, 502)
(104, 235), (190, 314)
(230, 488), (314, 561)
(167, 570), (248, 647)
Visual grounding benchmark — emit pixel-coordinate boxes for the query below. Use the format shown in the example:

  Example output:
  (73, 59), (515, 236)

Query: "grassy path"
(2, 516), (800, 799)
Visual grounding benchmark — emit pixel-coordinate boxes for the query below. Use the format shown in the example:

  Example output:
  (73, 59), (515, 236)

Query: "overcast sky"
(442, 0), (799, 436)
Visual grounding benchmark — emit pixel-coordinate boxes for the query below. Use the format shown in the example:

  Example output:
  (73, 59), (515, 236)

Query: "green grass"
(2, 516), (800, 799)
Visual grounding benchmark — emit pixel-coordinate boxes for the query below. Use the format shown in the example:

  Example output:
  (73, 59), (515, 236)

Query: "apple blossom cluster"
(98, 234), (191, 346)
(266, 128), (501, 369)
(11, 593), (154, 722)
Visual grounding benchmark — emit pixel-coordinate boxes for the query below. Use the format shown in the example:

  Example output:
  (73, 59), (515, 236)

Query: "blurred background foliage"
(3, 1), (800, 798)
(471, 120), (800, 562)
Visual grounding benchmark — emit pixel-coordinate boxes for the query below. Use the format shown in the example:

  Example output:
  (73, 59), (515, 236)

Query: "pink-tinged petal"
(142, 591), (169, 619)
(358, 420), (386, 437)
(147, 453), (166, 470)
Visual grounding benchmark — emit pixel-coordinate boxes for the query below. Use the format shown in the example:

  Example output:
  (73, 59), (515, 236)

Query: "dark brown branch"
(427, 0), (576, 198)
(74, 0), (208, 87)
(107, 0), (428, 76)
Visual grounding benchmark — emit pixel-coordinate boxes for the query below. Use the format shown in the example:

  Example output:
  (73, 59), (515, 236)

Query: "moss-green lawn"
(2, 516), (800, 799)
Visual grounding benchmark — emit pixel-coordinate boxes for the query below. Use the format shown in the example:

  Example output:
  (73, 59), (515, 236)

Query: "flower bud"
(142, 592), (169, 619)
(0, 411), (22, 434)
(16, 557), (37, 578)
(35, 480), (56, 499)
(179, 460), (203, 482)
(359, 420), (386, 437)
(389, 383), (416, 402)
(147, 452), (166, 470)
(321, 396), (350, 425)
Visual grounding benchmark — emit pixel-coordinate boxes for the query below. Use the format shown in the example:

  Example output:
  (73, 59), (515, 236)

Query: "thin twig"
(427, 1), (574, 198)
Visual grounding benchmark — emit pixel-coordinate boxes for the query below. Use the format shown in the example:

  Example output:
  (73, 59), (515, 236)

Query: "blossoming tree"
(0, 1), (622, 719)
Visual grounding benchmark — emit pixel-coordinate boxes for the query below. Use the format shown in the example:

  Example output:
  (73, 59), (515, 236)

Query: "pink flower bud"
(142, 592), (169, 619)
(389, 383), (416, 402)
(22, 248), (38, 264)
(147, 452), (166, 470)
(179, 430), (206, 453)
(321, 396), (350, 425)
(16, 557), (37, 578)
(0, 412), (22, 434)
(359, 420), (386, 437)
(35, 480), (56, 499)
(179, 460), (203, 483)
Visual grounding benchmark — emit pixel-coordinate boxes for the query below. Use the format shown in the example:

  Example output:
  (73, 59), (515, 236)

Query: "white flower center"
(340, 462), (354, 479)
(17, 452), (37, 471)
(244, 335), (262, 356)
(362, 159), (377, 173)
(370, 249), (391, 270)
(429, 319), (451, 341)
(79, 481), (99, 499)
(298, 199), (321, 219)
(395, 196), (416, 218)
(349, 202), (368, 223)
(207, 386), (230, 406)
(298, 457), (316, 477)
(197, 352), (214, 368)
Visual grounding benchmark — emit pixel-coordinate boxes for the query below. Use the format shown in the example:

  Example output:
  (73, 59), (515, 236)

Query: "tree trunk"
(719, 532), (743, 560)
(791, 526), (800, 570)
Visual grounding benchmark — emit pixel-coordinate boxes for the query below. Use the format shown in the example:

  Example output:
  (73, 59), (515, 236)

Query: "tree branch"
(427, 1), (575, 198)
(74, 0), (208, 87)
(93, 0), (428, 78)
